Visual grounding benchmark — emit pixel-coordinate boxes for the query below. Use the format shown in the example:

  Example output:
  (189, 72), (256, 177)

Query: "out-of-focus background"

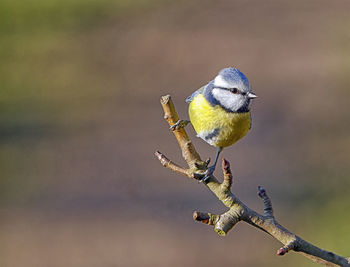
(1, 0), (350, 266)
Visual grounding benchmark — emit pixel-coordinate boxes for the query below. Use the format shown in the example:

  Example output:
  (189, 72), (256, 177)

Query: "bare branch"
(155, 95), (350, 267)
(221, 158), (233, 190)
(214, 209), (240, 236)
(160, 95), (206, 171)
(257, 186), (274, 218)
(154, 150), (192, 178)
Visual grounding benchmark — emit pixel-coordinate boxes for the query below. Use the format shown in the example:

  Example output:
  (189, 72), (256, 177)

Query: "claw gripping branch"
(155, 95), (350, 267)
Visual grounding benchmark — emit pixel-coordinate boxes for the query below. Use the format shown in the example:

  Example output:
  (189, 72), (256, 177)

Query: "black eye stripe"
(215, 86), (244, 95)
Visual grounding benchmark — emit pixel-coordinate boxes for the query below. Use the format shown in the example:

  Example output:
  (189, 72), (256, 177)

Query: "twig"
(258, 186), (274, 218)
(155, 150), (191, 178)
(221, 158), (233, 190)
(155, 95), (350, 267)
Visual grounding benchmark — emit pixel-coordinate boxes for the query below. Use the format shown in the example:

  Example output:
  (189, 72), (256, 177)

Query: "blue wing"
(185, 85), (206, 103)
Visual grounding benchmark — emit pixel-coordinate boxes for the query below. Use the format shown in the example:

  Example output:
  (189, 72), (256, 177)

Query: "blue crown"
(218, 67), (250, 89)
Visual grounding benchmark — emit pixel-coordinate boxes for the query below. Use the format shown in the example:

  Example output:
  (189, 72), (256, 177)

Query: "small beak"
(247, 92), (258, 99)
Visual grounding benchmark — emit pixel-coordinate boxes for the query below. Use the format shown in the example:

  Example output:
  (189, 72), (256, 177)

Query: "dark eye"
(231, 88), (238, 94)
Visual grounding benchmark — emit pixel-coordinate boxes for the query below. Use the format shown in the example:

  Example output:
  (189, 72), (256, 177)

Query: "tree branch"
(258, 186), (274, 218)
(155, 95), (350, 267)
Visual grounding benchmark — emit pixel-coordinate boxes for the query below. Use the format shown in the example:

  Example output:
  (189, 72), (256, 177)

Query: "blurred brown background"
(1, 0), (350, 266)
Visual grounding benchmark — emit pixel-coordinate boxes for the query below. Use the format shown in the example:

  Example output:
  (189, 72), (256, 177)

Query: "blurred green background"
(1, 0), (349, 266)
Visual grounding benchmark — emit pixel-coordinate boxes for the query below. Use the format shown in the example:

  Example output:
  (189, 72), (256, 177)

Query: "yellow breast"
(188, 94), (251, 148)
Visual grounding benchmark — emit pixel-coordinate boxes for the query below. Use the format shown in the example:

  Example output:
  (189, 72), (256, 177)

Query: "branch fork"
(155, 95), (350, 267)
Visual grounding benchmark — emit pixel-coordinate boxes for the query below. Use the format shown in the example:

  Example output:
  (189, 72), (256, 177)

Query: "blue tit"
(183, 67), (257, 181)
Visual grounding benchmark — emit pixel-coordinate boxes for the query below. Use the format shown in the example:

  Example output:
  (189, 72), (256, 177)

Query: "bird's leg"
(202, 147), (222, 182)
(170, 120), (190, 131)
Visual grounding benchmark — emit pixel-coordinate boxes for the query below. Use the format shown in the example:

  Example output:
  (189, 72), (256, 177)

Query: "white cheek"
(212, 88), (245, 112)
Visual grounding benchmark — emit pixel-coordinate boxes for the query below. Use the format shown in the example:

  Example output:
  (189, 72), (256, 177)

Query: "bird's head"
(206, 67), (257, 113)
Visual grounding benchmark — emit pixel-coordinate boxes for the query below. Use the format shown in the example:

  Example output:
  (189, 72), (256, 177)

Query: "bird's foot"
(170, 120), (190, 131)
(201, 165), (216, 183)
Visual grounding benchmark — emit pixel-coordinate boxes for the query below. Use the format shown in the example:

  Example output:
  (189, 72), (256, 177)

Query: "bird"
(171, 67), (257, 182)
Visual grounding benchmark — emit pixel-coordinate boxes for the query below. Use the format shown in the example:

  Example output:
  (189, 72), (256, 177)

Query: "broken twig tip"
(154, 150), (162, 158)
(277, 248), (287, 256)
(160, 95), (171, 105)
(277, 242), (296, 256)
(193, 211), (211, 224)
